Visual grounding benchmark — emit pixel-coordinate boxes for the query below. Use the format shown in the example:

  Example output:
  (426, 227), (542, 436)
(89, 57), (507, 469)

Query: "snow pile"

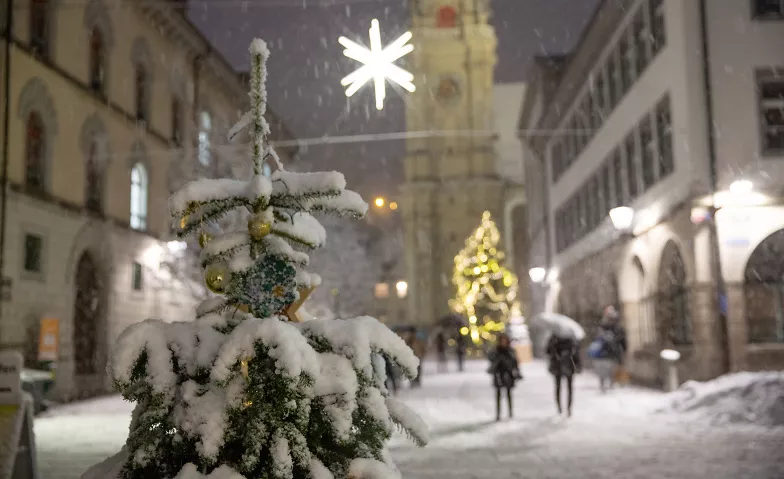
(661, 371), (784, 427)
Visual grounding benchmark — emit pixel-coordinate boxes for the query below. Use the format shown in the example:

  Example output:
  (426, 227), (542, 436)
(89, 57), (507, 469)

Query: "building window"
(624, 132), (639, 200)
(85, 142), (102, 213)
(374, 282), (389, 299)
(758, 69), (784, 154)
(23, 234), (43, 273)
(89, 29), (105, 93)
(753, 0), (784, 19)
(436, 5), (458, 28)
(660, 244), (692, 345)
(619, 32), (633, 95)
(135, 65), (149, 123)
(612, 148), (624, 207)
(171, 98), (182, 147)
(25, 112), (46, 191)
(745, 229), (784, 343)
(30, 0), (50, 58)
(640, 115), (656, 190)
(650, 0), (666, 54)
(608, 51), (621, 108)
(632, 9), (650, 77)
(656, 96), (674, 177)
(132, 262), (143, 291)
(130, 163), (148, 230)
(198, 111), (212, 166)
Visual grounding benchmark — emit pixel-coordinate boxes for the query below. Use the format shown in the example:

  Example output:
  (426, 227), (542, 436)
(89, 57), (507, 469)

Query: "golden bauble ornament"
(272, 285), (285, 298)
(247, 216), (272, 240)
(178, 214), (189, 231)
(205, 263), (230, 293)
(199, 232), (212, 248)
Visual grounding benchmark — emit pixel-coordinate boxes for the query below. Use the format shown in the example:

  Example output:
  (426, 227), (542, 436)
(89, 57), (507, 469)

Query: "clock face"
(436, 77), (460, 103)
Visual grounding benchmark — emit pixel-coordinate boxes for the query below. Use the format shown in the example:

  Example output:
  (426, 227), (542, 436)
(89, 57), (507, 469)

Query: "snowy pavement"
(34, 360), (784, 479)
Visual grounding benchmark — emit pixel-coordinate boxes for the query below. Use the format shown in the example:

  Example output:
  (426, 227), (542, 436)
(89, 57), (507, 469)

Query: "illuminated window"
(130, 163), (148, 230)
(374, 283), (389, 298)
(198, 111), (212, 166)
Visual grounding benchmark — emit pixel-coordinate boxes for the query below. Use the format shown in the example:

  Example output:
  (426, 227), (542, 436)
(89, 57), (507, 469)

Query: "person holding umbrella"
(546, 332), (581, 416)
(487, 334), (522, 421)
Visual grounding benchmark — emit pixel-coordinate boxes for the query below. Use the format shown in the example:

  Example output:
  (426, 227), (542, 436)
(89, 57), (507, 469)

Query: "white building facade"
(521, 0), (784, 386)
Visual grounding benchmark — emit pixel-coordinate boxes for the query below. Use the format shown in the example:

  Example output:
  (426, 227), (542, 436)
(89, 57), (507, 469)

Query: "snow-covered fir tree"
(83, 39), (427, 479)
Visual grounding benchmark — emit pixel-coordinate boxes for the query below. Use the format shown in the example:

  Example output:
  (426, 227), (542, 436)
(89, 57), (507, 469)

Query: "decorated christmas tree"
(450, 211), (519, 348)
(83, 40), (427, 479)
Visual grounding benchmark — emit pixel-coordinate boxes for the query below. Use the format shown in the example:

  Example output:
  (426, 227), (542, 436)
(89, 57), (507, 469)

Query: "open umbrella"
(531, 312), (586, 341)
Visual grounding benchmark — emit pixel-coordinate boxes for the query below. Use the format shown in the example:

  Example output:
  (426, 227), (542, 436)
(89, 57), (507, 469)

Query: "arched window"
(85, 142), (102, 213)
(171, 98), (182, 146)
(89, 28), (105, 93)
(25, 112), (45, 191)
(658, 242), (692, 345)
(745, 229), (784, 343)
(198, 111), (211, 166)
(30, 0), (50, 58)
(130, 163), (148, 230)
(135, 65), (148, 123)
(74, 253), (101, 375)
(437, 6), (457, 28)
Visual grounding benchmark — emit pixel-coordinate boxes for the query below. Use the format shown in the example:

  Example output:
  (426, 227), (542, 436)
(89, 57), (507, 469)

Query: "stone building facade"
(521, 0), (784, 386)
(0, 0), (295, 399)
(401, 0), (507, 326)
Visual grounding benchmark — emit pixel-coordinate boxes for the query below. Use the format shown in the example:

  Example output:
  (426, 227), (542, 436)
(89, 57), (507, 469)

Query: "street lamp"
(389, 201), (398, 211)
(609, 206), (634, 233)
(374, 197), (385, 208)
(395, 280), (408, 298)
(528, 267), (546, 284)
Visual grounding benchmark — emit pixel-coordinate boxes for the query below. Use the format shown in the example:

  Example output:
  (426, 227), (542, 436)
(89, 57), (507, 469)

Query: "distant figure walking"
(588, 306), (628, 393)
(488, 334), (521, 421)
(546, 334), (581, 416)
(456, 333), (467, 372)
(410, 330), (427, 388)
(384, 354), (397, 395)
(435, 332), (448, 373)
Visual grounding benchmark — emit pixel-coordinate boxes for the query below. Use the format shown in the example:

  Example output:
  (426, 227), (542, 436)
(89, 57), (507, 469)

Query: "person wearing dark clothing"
(435, 332), (448, 373)
(488, 334), (521, 421)
(456, 333), (467, 372)
(384, 355), (397, 395)
(546, 334), (581, 416)
(589, 306), (628, 392)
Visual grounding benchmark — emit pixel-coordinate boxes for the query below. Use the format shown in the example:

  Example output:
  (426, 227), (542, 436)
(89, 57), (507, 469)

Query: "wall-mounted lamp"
(609, 206), (635, 234)
(528, 267), (546, 284)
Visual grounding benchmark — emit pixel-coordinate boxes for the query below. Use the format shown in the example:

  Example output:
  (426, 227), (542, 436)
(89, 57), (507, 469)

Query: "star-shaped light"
(339, 19), (415, 110)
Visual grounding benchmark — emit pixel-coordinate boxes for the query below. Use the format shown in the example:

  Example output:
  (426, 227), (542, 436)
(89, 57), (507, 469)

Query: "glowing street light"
(339, 19), (415, 110)
(609, 206), (635, 232)
(528, 267), (546, 284)
(395, 280), (408, 298)
(374, 197), (385, 208)
(389, 201), (398, 210)
(729, 179), (753, 194)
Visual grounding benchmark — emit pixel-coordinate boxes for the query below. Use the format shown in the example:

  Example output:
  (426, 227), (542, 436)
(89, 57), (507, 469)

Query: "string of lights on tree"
(451, 211), (519, 347)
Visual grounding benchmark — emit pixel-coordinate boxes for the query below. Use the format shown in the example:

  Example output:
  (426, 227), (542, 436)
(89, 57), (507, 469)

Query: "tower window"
(437, 6), (457, 28)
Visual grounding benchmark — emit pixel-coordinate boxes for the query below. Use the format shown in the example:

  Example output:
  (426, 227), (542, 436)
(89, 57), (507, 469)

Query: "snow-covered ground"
(34, 360), (784, 479)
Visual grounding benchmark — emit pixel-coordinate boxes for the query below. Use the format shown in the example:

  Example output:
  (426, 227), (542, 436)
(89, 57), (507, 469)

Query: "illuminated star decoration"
(339, 19), (415, 110)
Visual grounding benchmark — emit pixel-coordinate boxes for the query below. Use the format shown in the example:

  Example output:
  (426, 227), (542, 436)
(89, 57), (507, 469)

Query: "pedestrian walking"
(435, 332), (448, 373)
(546, 334), (581, 416)
(410, 330), (427, 387)
(588, 306), (627, 393)
(384, 354), (397, 395)
(456, 333), (467, 372)
(487, 334), (522, 421)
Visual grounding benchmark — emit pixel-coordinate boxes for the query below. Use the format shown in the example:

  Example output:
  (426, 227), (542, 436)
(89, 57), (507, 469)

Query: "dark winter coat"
(593, 324), (627, 362)
(488, 345), (521, 389)
(546, 335), (581, 377)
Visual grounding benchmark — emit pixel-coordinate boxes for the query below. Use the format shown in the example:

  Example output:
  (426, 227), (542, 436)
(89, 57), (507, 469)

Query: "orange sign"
(38, 318), (59, 362)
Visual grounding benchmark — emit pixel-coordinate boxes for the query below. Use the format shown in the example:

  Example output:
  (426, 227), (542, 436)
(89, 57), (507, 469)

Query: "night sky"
(190, 0), (598, 198)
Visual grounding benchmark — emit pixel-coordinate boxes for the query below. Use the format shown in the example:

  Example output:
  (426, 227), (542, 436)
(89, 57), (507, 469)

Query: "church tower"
(401, 0), (504, 325)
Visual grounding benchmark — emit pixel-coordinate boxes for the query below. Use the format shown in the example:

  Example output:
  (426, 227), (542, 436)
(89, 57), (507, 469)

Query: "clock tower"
(401, 0), (504, 325)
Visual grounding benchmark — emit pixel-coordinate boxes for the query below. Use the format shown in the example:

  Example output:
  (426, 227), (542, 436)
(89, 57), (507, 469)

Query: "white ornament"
(338, 19), (415, 110)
